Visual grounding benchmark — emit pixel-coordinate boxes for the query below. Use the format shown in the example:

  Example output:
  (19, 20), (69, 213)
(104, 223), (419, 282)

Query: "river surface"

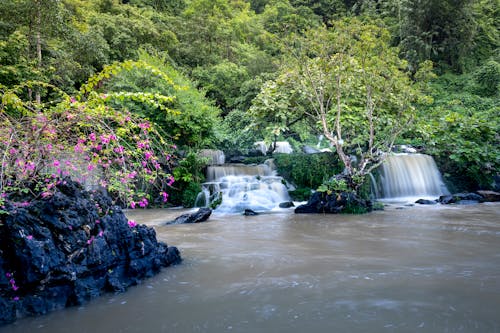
(3, 203), (500, 333)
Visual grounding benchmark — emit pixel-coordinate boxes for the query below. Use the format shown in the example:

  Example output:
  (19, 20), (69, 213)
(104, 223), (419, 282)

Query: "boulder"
(295, 191), (371, 214)
(166, 207), (212, 225)
(302, 145), (320, 154)
(243, 209), (258, 216)
(0, 178), (181, 325)
(476, 190), (500, 202)
(439, 192), (484, 204)
(415, 199), (438, 205)
(279, 202), (295, 208)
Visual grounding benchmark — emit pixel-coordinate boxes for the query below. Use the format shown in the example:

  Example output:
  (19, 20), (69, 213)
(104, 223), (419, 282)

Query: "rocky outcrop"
(165, 207), (212, 225)
(476, 190), (500, 202)
(0, 179), (181, 325)
(295, 191), (372, 214)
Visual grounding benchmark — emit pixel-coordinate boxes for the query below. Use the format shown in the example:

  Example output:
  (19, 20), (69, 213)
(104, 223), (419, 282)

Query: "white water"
(197, 161), (290, 213)
(377, 154), (449, 200)
(198, 149), (225, 165)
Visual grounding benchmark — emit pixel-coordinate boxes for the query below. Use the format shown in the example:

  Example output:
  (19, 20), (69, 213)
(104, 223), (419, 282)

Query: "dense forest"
(0, 0), (498, 208)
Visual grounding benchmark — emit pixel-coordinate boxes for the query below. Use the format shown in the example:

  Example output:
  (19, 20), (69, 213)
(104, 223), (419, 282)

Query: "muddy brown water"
(3, 203), (500, 332)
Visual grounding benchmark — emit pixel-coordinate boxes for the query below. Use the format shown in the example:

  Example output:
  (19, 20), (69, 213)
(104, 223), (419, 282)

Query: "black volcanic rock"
(165, 207), (212, 224)
(0, 178), (181, 325)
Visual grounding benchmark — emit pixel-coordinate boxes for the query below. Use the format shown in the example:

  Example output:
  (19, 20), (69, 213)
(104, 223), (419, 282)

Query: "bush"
(274, 153), (342, 189)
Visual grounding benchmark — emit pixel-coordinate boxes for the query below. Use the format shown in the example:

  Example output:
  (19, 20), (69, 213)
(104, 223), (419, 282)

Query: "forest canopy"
(0, 0), (498, 204)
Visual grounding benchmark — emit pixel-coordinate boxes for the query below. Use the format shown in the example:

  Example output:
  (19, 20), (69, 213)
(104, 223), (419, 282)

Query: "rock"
(439, 192), (484, 204)
(295, 191), (371, 214)
(476, 190), (500, 202)
(302, 145), (320, 154)
(0, 178), (181, 325)
(456, 200), (480, 205)
(243, 209), (258, 216)
(166, 208), (212, 225)
(228, 155), (246, 163)
(415, 199), (438, 205)
(279, 202), (295, 208)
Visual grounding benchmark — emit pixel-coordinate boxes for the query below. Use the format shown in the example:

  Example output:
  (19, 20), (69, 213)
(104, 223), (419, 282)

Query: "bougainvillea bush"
(0, 63), (178, 212)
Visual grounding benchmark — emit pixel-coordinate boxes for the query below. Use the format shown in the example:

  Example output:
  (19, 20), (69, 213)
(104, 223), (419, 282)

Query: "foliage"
(273, 153), (342, 189)
(0, 79), (175, 210)
(170, 151), (209, 207)
(89, 52), (221, 149)
(411, 73), (499, 191)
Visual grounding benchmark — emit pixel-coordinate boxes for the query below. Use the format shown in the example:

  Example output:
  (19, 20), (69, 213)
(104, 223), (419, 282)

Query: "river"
(2, 203), (500, 332)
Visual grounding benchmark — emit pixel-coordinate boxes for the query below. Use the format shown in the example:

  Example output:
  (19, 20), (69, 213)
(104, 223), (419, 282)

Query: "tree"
(252, 18), (431, 191)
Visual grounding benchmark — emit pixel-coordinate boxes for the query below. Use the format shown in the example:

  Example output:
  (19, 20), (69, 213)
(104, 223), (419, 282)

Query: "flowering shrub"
(0, 76), (176, 211)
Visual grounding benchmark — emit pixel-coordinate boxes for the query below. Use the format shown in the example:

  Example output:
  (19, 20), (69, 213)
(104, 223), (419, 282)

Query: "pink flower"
(74, 144), (84, 153)
(87, 164), (95, 171)
(13, 296), (19, 301)
(98, 231), (104, 237)
(138, 122), (150, 129)
(138, 198), (148, 208)
(87, 236), (95, 245)
(70, 97), (77, 103)
(41, 191), (52, 198)
(114, 146), (124, 154)
(53, 160), (60, 167)
(127, 171), (137, 179)
(160, 192), (168, 203)
(128, 220), (137, 228)
(25, 162), (35, 171)
(26, 235), (33, 240)
(9, 148), (17, 155)
(89, 133), (96, 141)
(130, 201), (136, 209)
(95, 219), (100, 224)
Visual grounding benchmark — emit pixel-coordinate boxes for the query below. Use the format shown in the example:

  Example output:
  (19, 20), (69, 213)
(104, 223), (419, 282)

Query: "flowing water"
(3, 203), (500, 333)
(376, 154), (450, 201)
(196, 162), (290, 213)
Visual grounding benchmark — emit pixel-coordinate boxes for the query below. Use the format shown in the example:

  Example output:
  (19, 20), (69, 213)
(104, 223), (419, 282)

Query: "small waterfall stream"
(196, 161), (290, 213)
(376, 153), (449, 200)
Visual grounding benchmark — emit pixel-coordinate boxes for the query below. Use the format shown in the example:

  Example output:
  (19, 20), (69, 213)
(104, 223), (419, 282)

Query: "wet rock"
(476, 190), (500, 202)
(0, 178), (181, 325)
(439, 193), (484, 204)
(295, 191), (371, 214)
(415, 199), (438, 205)
(243, 209), (259, 216)
(166, 208), (212, 225)
(279, 202), (295, 208)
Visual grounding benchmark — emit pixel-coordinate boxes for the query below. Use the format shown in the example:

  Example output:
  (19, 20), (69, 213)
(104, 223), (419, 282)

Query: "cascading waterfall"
(196, 160), (290, 213)
(375, 153), (449, 200)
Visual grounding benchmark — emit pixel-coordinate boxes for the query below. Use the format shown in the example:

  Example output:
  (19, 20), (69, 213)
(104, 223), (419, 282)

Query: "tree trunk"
(35, 0), (42, 105)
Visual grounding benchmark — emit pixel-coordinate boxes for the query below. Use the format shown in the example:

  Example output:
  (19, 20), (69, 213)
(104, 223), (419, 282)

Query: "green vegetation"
(1, 0), (498, 205)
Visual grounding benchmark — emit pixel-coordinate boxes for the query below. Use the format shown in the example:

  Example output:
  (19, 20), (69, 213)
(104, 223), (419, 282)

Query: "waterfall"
(198, 160), (290, 213)
(376, 154), (449, 200)
(198, 149), (225, 165)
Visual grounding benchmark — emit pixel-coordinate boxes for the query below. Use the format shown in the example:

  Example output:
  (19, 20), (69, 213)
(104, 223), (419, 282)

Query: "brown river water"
(2, 202), (500, 333)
